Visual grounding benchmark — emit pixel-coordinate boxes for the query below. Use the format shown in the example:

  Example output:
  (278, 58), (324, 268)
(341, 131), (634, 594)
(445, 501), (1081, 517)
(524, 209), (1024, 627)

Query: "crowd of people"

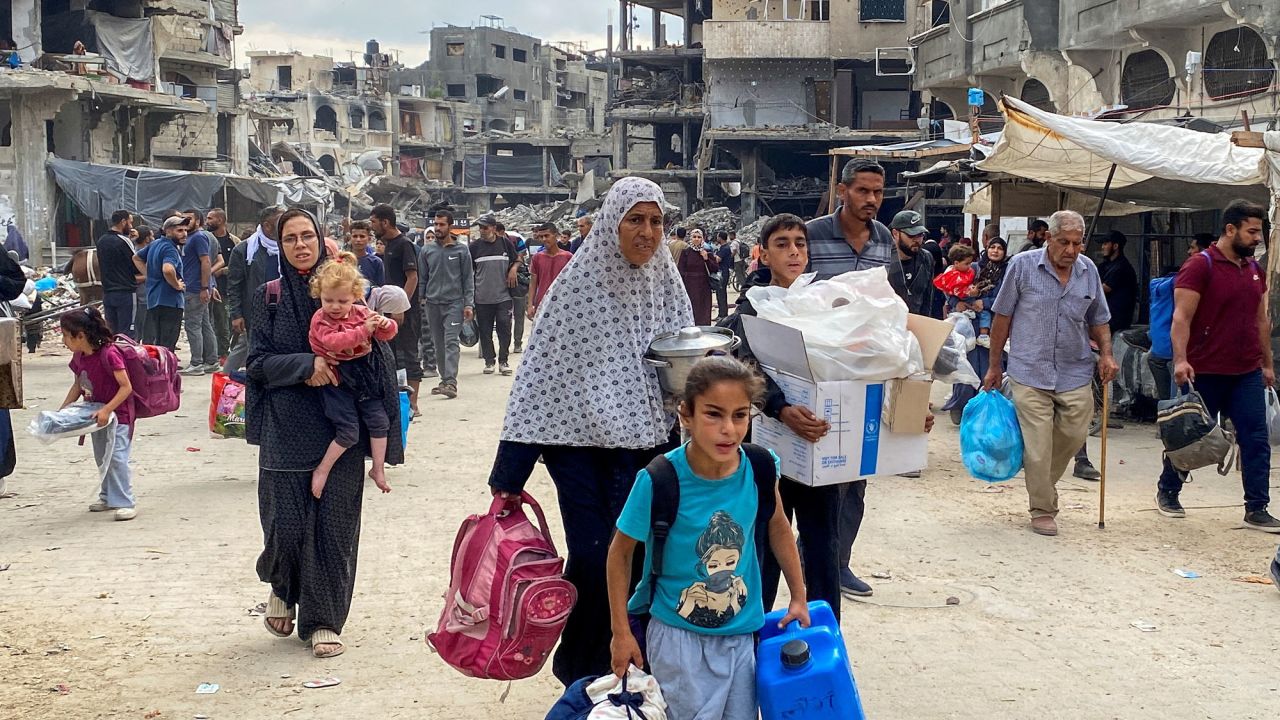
(35, 157), (1279, 718)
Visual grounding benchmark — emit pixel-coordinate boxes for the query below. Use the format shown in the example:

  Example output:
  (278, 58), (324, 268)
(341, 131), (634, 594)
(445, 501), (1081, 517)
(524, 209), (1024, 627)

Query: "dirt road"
(2, 344), (1278, 719)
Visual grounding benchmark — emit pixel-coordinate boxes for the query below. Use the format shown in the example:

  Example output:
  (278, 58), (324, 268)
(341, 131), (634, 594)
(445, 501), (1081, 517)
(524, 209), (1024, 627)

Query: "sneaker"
(499, 362), (513, 376)
(1243, 509), (1280, 533)
(88, 500), (110, 512)
(1156, 492), (1185, 518)
(976, 335), (992, 348)
(483, 363), (496, 375)
(423, 367), (440, 379)
(839, 568), (873, 597)
(1073, 460), (1101, 482)
(114, 508), (137, 522)
(512, 344), (523, 354)
(202, 362), (223, 373)
(440, 384), (458, 399)
(179, 364), (205, 376)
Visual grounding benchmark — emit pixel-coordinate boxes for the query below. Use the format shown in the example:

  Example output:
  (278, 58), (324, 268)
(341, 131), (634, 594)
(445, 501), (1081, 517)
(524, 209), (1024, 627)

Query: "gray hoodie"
(420, 240), (476, 307)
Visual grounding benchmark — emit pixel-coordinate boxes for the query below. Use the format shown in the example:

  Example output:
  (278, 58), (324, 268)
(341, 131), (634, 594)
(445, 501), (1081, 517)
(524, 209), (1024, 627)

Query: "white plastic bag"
(27, 401), (116, 481)
(945, 312), (977, 352)
(1266, 388), (1280, 447)
(747, 267), (914, 381)
(586, 665), (668, 719)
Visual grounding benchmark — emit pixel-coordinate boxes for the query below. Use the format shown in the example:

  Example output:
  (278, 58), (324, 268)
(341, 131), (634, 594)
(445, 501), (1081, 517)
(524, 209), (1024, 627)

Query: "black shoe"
(949, 407), (963, 426)
(1243, 509), (1280, 533)
(1073, 460), (1101, 482)
(1156, 492), (1185, 518)
(839, 568), (873, 597)
(512, 344), (523, 354)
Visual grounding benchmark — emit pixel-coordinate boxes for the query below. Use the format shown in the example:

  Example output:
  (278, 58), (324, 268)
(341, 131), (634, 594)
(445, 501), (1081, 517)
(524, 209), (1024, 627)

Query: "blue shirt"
(181, 230), (214, 291)
(139, 237), (184, 310)
(991, 249), (1111, 392)
(616, 444), (776, 636)
(358, 249), (385, 287)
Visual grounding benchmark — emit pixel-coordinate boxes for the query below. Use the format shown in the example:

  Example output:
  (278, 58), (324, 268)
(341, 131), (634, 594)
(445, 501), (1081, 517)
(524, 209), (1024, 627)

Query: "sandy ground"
(3, 336), (1280, 720)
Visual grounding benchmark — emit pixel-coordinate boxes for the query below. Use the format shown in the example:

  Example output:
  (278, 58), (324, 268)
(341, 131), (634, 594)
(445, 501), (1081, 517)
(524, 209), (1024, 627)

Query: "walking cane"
(1098, 382), (1110, 529)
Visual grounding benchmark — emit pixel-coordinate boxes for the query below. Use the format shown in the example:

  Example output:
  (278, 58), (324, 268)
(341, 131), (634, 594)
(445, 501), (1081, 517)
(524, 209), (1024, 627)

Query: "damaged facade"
(0, 0), (246, 262)
(610, 0), (924, 220)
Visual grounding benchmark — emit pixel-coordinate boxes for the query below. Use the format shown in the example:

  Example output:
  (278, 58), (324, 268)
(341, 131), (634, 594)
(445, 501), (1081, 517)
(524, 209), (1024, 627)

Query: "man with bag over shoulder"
(1157, 200), (1280, 532)
(982, 210), (1118, 536)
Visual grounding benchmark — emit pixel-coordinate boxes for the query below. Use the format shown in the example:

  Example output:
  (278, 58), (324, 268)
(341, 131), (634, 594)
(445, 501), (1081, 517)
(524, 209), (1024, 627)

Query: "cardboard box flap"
(906, 314), (953, 373)
(740, 315), (814, 381)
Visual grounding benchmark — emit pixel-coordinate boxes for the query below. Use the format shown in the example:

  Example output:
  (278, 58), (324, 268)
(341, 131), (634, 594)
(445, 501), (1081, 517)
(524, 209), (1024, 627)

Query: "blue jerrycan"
(757, 600), (866, 720)
(399, 390), (411, 448)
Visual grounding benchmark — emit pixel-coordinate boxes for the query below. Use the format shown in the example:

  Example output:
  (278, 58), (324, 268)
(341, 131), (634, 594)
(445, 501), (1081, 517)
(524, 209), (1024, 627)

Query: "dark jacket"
(888, 250), (936, 316)
(226, 241), (280, 326)
(718, 270), (787, 421)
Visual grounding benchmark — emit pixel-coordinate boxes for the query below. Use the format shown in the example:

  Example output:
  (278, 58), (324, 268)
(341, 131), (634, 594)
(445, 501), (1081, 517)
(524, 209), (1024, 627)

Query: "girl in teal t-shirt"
(607, 356), (810, 720)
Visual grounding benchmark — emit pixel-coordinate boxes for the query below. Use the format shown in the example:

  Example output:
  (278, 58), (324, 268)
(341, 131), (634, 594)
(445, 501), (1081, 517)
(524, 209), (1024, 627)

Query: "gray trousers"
(223, 332), (248, 373)
(183, 292), (218, 366)
(426, 300), (465, 386)
(419, 305), (437, 372)
(512, 295), (527, 348)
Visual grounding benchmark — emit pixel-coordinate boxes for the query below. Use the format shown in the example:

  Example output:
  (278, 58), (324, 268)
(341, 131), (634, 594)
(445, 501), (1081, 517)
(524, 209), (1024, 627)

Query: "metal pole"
(1085, 163), (1119, 246)
(1098, 383), (1110, 530)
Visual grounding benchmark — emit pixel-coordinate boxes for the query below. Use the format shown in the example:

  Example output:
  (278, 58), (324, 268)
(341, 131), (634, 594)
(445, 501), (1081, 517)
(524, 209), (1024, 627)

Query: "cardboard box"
(884, 378), (932, 433)
(741, 315), (930, 487)
(906, 314), (954, 373)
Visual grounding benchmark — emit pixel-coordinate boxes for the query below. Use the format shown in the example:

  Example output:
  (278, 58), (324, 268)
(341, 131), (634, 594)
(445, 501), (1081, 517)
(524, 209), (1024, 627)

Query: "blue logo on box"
(860, 385), (883, 475)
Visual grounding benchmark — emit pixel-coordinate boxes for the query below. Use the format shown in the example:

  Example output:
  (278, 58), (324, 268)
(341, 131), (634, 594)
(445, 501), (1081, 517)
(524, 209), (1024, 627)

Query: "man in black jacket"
(887, 210), (936, 316)
(223, 206), (283, 372)
(97, 210), (138, 337)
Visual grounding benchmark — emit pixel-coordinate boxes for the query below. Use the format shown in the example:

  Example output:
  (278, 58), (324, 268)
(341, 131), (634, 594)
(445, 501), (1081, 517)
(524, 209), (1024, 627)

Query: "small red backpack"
(428, 493), (577, 681)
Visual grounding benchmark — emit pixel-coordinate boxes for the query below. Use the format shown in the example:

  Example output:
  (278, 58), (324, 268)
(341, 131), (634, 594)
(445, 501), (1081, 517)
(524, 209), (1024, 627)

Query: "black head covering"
(245, 208), (403, 469)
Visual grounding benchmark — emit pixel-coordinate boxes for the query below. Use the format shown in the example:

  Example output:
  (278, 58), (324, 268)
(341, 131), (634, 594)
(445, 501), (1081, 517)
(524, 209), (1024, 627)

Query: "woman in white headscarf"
(488, 177), (693, 684)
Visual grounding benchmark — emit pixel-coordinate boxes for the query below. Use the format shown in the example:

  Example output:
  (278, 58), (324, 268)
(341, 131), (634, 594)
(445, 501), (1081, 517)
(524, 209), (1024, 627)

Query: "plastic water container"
(757, 600), (865, 720)
(399, 390), (411, 448)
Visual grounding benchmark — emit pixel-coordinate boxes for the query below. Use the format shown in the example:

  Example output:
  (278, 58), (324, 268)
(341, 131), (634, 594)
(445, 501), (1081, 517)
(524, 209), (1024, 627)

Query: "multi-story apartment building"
(610, 0), (925, 219)
(1, 0), (245, 261)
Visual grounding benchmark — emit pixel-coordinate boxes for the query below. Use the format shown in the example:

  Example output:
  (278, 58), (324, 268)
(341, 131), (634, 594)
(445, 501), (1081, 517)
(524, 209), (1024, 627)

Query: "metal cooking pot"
(645, 326), (742, 396)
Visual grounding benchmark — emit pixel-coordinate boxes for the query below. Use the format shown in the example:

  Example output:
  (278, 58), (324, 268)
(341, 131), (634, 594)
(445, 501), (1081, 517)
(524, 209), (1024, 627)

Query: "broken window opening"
(277, 65), (293, 91)
(314, 104), (338, 134)
(446, 83), (466, 98)
(368, 110), (387, 131)
(513, 48), (527, 63)
(476, 75), (505, 96)
(350, 107), (365, 129)
(446, 42), (465, 57)
(513, 89), (527, 102)
(493, 44), (506, 59)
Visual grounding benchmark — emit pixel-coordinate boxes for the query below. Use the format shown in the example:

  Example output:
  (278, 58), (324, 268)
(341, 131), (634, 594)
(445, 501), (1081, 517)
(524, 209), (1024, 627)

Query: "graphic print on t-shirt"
(675, 510), (748, 629)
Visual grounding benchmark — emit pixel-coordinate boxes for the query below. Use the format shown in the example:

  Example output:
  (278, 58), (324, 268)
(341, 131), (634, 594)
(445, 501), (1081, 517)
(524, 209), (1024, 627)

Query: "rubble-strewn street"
(3, 345), (1278, 720)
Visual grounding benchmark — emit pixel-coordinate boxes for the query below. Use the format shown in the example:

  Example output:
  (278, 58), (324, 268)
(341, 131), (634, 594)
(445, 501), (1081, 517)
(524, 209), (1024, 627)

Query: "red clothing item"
(531, 250), (573, 306)
(309, 304), (398, 363)
(933, 265), (976, 298)
(1176, 245), (1266, 375)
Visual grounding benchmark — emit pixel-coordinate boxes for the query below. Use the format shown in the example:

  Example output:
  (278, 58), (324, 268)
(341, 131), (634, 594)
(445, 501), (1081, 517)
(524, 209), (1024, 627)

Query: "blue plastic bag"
(960, 390), (1024, 482)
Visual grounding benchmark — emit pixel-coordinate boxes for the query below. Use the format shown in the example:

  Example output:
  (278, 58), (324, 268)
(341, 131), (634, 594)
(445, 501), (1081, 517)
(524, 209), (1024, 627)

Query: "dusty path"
(2, 343), (1278, 719)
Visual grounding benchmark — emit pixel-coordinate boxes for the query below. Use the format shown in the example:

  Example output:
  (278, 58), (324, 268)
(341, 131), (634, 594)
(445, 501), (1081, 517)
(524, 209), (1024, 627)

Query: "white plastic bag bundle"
(586, 665), (668, 719)
(747, 267), (915, 381)
(27, 401), (116, 481)
(1266, 388), (1280, 447)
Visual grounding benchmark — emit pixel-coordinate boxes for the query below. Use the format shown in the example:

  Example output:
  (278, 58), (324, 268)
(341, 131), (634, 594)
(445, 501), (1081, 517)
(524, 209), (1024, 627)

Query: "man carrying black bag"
(1158, 200), (1280, 532)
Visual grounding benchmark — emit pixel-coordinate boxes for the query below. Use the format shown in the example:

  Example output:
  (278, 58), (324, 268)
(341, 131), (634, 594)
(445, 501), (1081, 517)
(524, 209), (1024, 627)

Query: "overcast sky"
(236, 2), (654, 67)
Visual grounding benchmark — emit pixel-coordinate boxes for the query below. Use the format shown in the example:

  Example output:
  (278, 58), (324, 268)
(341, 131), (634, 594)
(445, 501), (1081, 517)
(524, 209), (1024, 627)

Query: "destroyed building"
(1, 0), (247, 262)
(610, 0), (925, 221)
(422, 17), (612, 216)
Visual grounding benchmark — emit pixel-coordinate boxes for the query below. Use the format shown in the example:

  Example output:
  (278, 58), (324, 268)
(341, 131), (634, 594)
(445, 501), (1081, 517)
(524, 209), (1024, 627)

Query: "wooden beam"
(1232, 131), (1265, 148)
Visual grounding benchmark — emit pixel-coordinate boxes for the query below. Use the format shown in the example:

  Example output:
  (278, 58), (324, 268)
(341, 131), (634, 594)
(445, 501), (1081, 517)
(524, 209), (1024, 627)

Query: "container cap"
(648, 326), (734, 356)
(781, 639), (810, 668)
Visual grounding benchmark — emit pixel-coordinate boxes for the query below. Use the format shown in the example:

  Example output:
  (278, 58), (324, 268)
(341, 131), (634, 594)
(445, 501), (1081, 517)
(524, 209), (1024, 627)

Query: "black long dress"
(245, 212), (403, 641)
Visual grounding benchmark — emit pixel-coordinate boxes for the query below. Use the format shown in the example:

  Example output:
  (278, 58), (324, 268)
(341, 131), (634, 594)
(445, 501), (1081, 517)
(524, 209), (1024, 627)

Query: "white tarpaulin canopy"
(978, 96), (1270, 209)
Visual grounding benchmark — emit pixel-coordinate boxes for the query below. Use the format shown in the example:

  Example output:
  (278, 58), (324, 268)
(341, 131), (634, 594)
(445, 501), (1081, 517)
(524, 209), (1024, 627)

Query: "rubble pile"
(735, 216), (772, 247)
(489, 200), (580, 234)
(675, 207), (737, 237)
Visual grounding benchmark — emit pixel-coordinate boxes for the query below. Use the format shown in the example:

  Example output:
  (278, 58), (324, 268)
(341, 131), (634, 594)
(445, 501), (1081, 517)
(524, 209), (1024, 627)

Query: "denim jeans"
(978, 309), (993, 332)
(102, 291), (136, 339)
(183, 293), (218, 366)
(1158, 370), (1271, 511)
(92, 422), (134, 508)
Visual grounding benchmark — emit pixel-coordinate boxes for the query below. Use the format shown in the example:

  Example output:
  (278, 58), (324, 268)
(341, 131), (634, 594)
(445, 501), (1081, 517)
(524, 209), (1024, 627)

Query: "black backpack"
(638, 443), (778, 613)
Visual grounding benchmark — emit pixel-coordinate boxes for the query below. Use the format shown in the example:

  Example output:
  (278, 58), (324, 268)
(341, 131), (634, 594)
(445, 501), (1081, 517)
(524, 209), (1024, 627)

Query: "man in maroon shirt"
(1159, 200), (1279, 532)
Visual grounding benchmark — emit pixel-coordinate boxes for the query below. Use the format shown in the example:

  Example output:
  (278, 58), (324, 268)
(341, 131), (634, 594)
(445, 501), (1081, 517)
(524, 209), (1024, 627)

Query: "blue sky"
(235, 2), (645, 67)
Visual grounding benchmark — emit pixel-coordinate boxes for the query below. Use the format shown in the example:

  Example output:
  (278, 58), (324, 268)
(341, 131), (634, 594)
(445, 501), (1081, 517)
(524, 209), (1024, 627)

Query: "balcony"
(1060, 0), (1226, 50)
(702, 20), (830, 60)
(911, 23), (968, 89)
(968, 0), (1031, 78)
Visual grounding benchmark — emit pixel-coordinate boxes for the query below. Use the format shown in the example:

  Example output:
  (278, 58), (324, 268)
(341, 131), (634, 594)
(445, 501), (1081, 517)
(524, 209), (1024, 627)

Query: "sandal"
(263, 594), (295, 638)
(310, 628), (344, 658)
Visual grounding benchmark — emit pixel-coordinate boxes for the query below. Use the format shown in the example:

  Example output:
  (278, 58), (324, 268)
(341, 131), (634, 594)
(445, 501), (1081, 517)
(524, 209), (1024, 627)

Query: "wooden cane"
(1098, 382), (1110, 529)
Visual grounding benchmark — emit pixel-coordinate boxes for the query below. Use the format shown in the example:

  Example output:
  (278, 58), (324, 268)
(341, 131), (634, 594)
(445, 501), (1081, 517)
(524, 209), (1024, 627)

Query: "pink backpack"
(428, 493), (577, 681)
(112, 334), (181, 419)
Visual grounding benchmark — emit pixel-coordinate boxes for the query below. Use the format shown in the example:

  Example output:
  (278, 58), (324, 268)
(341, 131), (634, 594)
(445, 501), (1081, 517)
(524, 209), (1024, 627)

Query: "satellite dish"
(355, 150), (384, 172)
(341, 162), (364, 184)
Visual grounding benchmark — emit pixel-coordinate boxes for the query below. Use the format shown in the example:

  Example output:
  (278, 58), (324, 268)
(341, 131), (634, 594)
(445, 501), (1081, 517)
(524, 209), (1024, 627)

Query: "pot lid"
(649, 326), (735, 356)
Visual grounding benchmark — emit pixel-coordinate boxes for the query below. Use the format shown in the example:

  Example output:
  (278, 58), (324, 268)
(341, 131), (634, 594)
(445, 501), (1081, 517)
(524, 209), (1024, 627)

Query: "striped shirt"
(991, 249), (1111, 392)
(805, 209), (898, 279)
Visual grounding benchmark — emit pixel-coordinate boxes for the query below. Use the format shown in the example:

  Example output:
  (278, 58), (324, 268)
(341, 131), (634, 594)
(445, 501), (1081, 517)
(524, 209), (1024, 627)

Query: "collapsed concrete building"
(610, 0), (926, 221)
(1, 0), (247, 261)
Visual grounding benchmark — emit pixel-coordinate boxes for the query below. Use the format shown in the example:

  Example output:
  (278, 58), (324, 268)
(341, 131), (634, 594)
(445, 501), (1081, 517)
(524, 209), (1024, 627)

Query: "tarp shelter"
(86, 11), (154, 82)
(962, 183), (1155, 217)
(978, 96), (1270, 210)
(48, 158), (284, 227)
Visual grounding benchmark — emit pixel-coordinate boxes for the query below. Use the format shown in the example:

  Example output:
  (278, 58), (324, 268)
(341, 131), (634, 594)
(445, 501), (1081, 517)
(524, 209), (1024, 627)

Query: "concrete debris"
(674, 207), (772, 247)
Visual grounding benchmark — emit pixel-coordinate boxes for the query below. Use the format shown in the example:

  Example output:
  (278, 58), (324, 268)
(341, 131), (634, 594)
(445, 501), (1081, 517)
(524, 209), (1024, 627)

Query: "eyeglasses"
(279, 232), (317, 246)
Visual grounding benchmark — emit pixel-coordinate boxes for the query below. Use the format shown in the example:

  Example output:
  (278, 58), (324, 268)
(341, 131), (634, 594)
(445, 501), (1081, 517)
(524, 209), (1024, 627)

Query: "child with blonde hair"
(308, 252), (398, 498)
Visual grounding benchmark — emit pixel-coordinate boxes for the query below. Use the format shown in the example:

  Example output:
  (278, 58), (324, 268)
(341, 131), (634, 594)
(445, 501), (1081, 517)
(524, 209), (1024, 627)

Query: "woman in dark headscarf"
(942, 236), (1009, 423)
(488, 177), (693, 684)
(246, 208), (403, 659)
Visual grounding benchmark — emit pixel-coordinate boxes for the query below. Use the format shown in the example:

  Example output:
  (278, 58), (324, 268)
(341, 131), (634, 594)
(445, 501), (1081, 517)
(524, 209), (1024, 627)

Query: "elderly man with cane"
(982, 210), (1119, 536)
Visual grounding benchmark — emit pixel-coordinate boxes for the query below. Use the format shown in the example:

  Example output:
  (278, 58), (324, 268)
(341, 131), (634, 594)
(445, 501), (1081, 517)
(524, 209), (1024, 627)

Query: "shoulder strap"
(265, 278), (281, 320)
(742, 443), (778, 562)
(644, 455), (680, 610)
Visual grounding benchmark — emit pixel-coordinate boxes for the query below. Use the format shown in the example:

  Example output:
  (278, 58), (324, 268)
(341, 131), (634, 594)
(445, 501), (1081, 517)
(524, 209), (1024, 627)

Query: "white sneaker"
(976, 335), (992, 348)
(114, 508), (137, 521)
(179, 365), (205, 376)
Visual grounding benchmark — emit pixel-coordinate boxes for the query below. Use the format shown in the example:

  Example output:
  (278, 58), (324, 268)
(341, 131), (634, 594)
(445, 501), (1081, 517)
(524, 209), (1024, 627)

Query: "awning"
(48, 158), (284, 226)
(977, 96), (1270, 209)
(962, 183), (1154, 217)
